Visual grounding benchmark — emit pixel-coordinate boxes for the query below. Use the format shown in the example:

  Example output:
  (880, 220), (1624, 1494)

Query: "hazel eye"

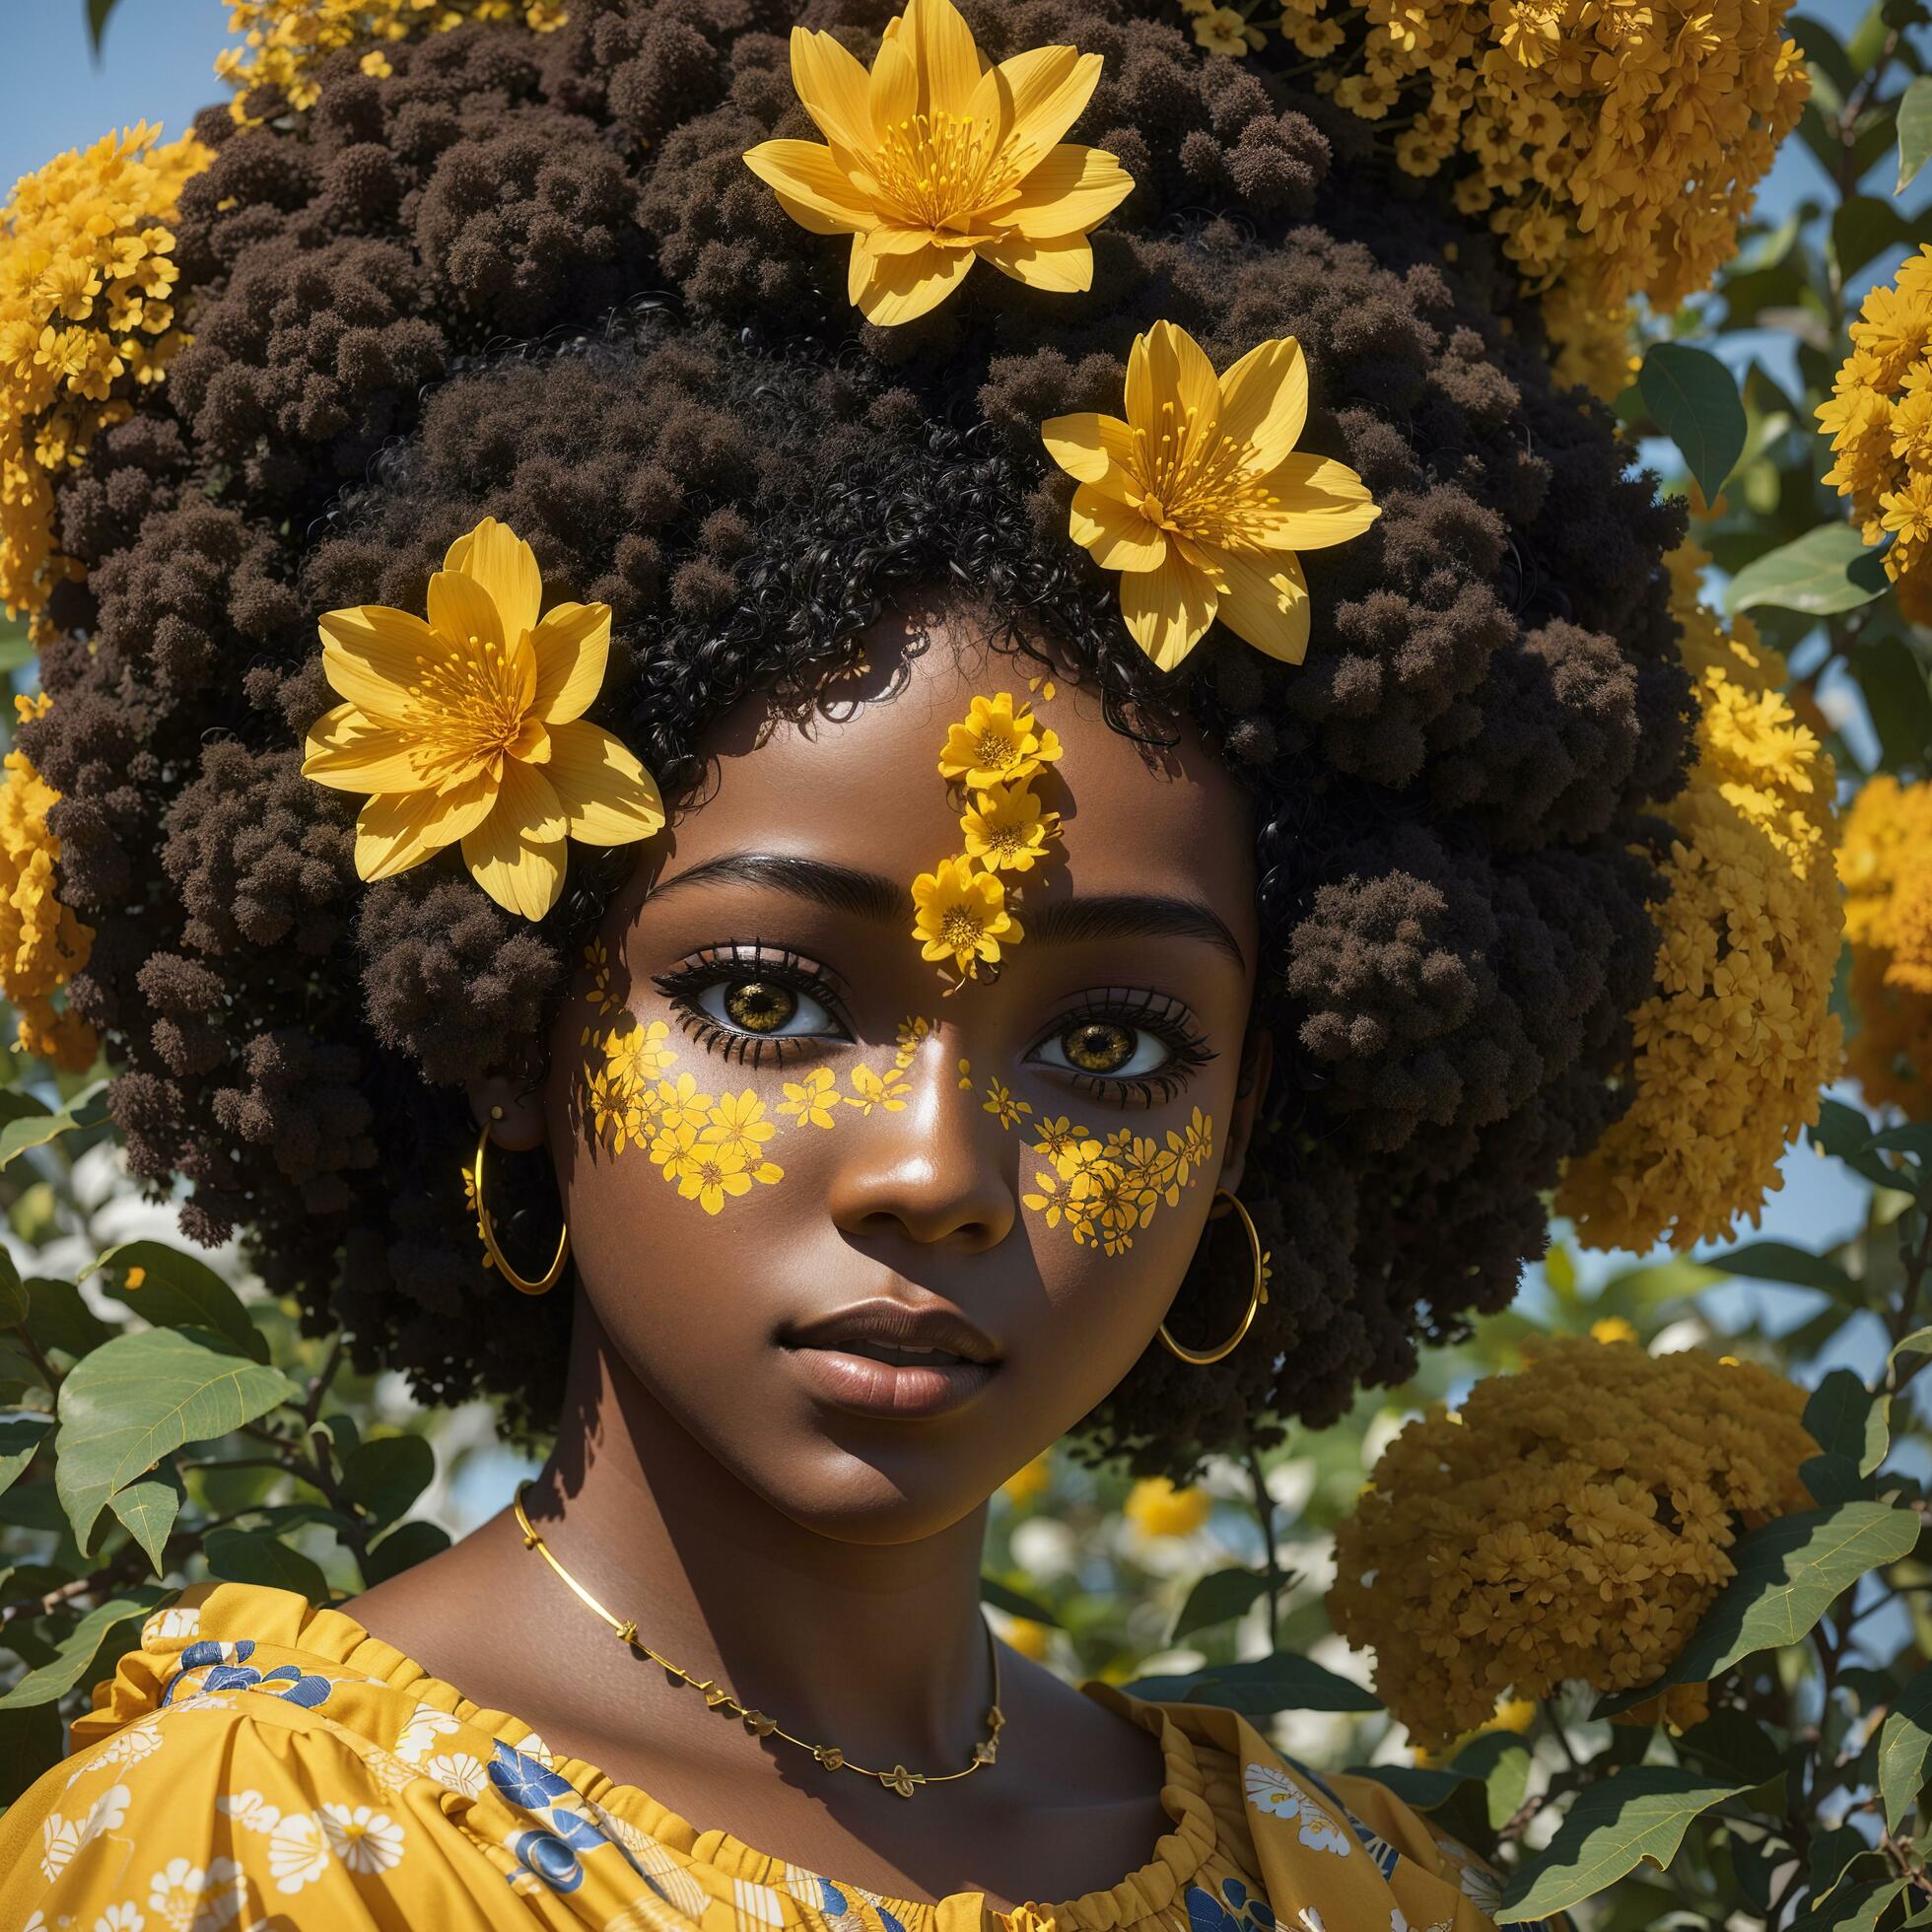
(697, 976), (839, 1039)
(1036, 1018), (1172, 1078)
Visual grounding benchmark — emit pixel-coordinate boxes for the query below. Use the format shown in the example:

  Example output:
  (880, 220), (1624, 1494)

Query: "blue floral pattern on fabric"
(1186, 1874), (1276, 1932)
(161, 1637), (333, 1710)
(1281, 1757), (1400, 1880)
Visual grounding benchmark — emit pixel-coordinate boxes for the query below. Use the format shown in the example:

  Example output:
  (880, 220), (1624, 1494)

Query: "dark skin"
(341, 606), (1273, 1913)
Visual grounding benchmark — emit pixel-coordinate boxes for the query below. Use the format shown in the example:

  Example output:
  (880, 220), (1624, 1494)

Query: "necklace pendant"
(988, 1704), (1005, 1733)
(885, 1764), (922, 1798)
(813, 1746), (845, 1771)
(705, 1688), (738, 1713)
(972, 1740), (998, 1765)
(742, 1709), (778, 1737)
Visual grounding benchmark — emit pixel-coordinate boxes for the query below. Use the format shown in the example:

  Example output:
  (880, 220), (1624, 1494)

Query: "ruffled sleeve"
(0, 1650), (535, 1930)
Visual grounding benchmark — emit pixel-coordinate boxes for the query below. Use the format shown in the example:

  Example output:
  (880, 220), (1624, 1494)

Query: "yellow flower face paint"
(1020, 1107), (1215, 1257)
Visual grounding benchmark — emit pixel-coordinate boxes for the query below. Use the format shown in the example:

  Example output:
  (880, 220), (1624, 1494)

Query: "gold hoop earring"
(1158, 1188), (1268, 1366)
(467, 1117), (570, 1296)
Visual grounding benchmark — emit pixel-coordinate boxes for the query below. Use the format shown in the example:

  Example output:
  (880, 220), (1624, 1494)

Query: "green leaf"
(1792, 1878), (1910, 1930)
(360, 1518), (452, 1586)
(86, 0), (120, 56)
(1705, 1241), (1860, 1301)
(0, 1082), (109, 1170)
(26, 1276), (117, 1359)
(0, 1414), (50, 1498)
(202, 1527), (329, 1602)
(87, 1240), (267, 1363)
(0, 1587), (166, 1710)
(1495, 1767), (1747, 1919)
(1171, 1566), (1274, 1642)
(1899, 75), (1932, 191)
(1344, 1763), (1471, 1809)
(1122, 1652), (1381, 1715)
(979, 1575), (1061, 1626)
(1596, 1504), (1922, 1713)
(1880, 1663), (1932, 1831)
(1833, 194), (1918, 276)
(1802, 1452), (1875, 1505)
(1806, 1368), (1876, 1462)
(1638, 343), (1747, 507)
(108, 1462), (183, 1575)
(0, 1246), (26, 1330)
(0, 1702), (63, 1804)
(1675, 1709), (1786, 1785)
(1814, 1098), (1906, 1193)
(1890, 1326), (1932, 1381)
(1854, 637), (1932, 771)
(340, 1433), (434, 1531)
(1726, 524), (1893, 617)
(54, 1326), (296, 1553)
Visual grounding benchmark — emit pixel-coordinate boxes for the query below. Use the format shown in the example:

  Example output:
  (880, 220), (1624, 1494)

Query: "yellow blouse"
(0, 1582), (1565, 1932)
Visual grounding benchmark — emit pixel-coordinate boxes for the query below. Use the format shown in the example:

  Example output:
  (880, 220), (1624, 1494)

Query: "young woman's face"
(535, 611), (1268, 1540)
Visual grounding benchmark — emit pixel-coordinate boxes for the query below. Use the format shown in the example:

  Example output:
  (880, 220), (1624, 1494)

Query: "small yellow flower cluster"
(911, 689), (1064, 986)
(1179, 0), (1806, 332)
(1839, 775), (1932, 1115)
(1020, 1106), (1213, 1257)
(1124, 1474), (1213, 1538)
(217, 1), (568, 115)
(1817, 244), (1932, 605)
(1328, 1335), (1817, 1752)
(1556, 543), (1842, 1252)
(0, 122), (209, 618)
(0, 696), (97, 1070)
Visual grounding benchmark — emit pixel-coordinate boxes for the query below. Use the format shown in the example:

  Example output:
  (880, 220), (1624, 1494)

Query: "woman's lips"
(780, 1344), (997, 1417)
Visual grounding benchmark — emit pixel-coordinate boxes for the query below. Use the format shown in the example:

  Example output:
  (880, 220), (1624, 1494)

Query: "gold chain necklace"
(512, 1482), (1005, 1799)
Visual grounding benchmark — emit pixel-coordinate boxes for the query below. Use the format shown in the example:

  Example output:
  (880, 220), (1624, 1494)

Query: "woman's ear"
(467, 1070), (547, 1153)
(1214, 1024), (1274, 1198)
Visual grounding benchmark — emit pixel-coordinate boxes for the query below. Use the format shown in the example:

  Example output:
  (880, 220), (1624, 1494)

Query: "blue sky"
(0, 0), (1918, 1359)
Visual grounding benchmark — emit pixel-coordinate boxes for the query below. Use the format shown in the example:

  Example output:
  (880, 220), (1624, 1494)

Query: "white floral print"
(65, 1720), (164, 1789)
(265, 1813), (330, 1895)
(142, 1609), (201, 1646)
(93, 1906), (145, 1932)
(215, 1789), (280, 1834)
(147, 1856), (245, 1932)
(1244, 1763), (1353, 1857)
(319, 1803), (406, 1875)
(393, 1702), (460, 1764)
(424, 1749), (488, 1798)
(39, 1782), (132, 1883)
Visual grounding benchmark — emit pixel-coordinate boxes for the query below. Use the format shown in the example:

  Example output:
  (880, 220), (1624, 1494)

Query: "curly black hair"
(23, 0), (1690, 1482)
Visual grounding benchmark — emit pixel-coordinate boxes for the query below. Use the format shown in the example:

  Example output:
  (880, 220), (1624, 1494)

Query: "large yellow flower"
(911, 856), (1018, 977)
(1043, 321), (1381, 670)
(741, 0), (1134, 325)
(302, 517), (664, 921)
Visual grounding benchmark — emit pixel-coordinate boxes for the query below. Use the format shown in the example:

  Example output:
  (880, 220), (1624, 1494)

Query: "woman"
(0, 0), (1679, 1923)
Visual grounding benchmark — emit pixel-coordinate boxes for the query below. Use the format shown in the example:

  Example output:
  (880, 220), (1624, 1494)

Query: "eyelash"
(650, 946), (1214, 1105)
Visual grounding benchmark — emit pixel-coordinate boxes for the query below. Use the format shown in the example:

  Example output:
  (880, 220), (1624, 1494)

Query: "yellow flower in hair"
(740, 0), (1134, 325)
(937, 692), (1062, 789)
(302, 516), (665, 921)
(961, 781), (1057, 871)
(1043, 321), (1381, 670)
(911, 856), (1019, 976)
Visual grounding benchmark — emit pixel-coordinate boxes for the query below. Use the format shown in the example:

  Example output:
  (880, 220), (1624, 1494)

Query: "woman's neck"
(521, 1295), (1000, 1775)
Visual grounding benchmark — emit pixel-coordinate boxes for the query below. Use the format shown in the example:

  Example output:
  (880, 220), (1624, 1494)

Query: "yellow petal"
(854, 242), (975, 323)
(976, 231), (1093, 294)
(449, 516), (541, 641)
(354, 769), (499, 881)
(530, 601), (611, 723)
(993, 145), (1133, 240)
(905, 0), (983, 118)
(1129, 321), (1220, 469)
(1117, 551), (1218, 671)
(546, 721), (665, 844)
(1216, 336), (1308, 473)
(1212, 547), (1311, 664)
(972, 45), (1100, 160)
(317, 604), (438, 721)
(428, 567), (506, 653)
(462, 815), (567, 921)
(304, 704), (438, 794)
(742, 139), (875, 235)
(1041, 411), (1137, 485)
(790, 26), (876, 159)
(1070, 483), (1166, 571)
(1255, 451), (1383, 550)
(868, 32), (919, 143)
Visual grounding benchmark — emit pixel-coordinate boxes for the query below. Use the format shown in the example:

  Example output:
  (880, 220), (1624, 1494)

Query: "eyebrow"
(646, 851), (1247, 969)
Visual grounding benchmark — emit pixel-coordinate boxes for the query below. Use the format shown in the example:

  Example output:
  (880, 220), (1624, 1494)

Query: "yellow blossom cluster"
(1124, 1475), (1214, 1538)
(1817, 244), (1932, 606)
(1556, 543), (1842, 1252)
(1839, 776), (1932, 1116)
(1179, 0), (1806, 347)
(217, 0), (567, 113)
(0, 696), (97, 1071)
(1020, 1106), (1215, 1257)
(1328, 1336), (1817, 1752)
(910, 689), (1064, 985)
(0, 122), (209, 618)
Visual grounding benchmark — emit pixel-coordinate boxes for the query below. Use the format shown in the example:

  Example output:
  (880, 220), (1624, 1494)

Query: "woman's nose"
(825, 1046), (1016, 1251)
